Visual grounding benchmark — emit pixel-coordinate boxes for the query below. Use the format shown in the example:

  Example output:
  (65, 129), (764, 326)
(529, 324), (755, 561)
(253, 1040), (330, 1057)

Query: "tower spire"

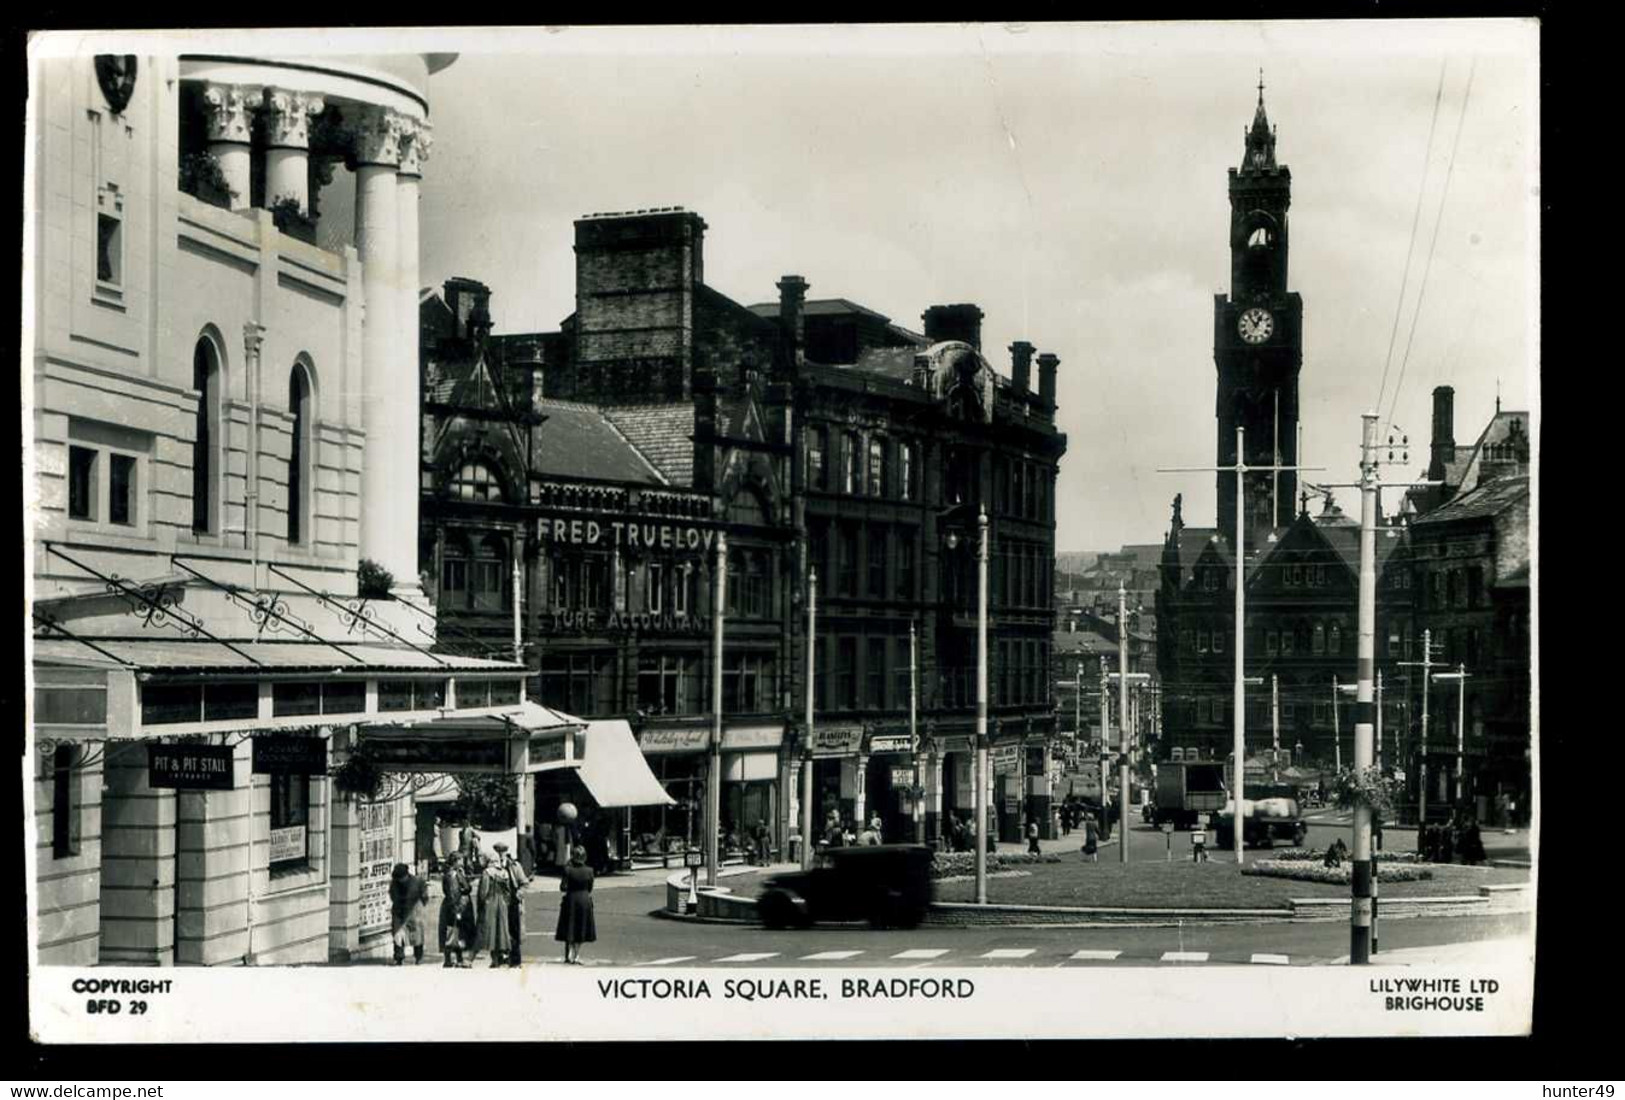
(1245, 72), (1277, 170)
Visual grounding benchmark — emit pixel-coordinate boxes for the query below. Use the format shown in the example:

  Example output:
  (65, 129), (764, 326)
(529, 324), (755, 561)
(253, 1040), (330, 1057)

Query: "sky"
(155, 21), (1546, 553)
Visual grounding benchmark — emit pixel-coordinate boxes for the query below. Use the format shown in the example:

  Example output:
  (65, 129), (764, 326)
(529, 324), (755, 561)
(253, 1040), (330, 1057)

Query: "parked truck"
(1147, 762), (1228, 829)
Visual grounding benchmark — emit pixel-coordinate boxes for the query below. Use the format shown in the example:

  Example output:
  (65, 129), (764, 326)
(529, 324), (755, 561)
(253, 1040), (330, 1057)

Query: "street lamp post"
(707, 531), (726, 887)
(801, 568), (817, 870)
(974, 507), (990, 905)
(1117, 582), (1131, 865)
(911, 621), (924, 845)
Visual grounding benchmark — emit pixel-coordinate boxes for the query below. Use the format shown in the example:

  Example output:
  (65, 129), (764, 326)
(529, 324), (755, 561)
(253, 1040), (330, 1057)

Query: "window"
(378, 679), (447, 712)
(638, 653), (701, 715)
(838, 525), (858, 597)
(837, 638), (858, 709)
(843, 432), (860, 494)
(723, 652), (775, 713)
(1313, 701), (1329, 725)
(1328, 622), (1343, 656)
(895, 531), (916, 601)
(647, 563), (664, 615)
(1312, 623), (1326, 655)
(1280, 628), (1295, 657)
(470, 535), (507, 611)
(1266, 630), (1279, 657)
(673, 565), (692, 616)
(899, 442), (915, 501)
(541, 652), (617, 716)
(867, 438), (886, 496)
(1282, 702), (1296, 725)
(97, 213), (122, 285)
(52, 746), (77, 858)
(442, 538), (469, 603)
(867, 638), (887, 708)
(192, 337), (221, 534)
(1196, 630), (1208, 654)
(109, 454), (136, 526)
(288, 363), (313, 545)
(269, 773), (310, 872)
(868, 528), (888, 598)
(1212, 626), (1224, 654)
(68, 446), (96, 520)
(452, 462), (504, 502)
(1180, 629), (1192, 653)
(807, 427), (828, 491)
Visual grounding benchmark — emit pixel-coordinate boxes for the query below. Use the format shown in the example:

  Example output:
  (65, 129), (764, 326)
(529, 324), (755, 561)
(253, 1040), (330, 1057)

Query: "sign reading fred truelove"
(540, 516), (716, 553)
(148, 743), (235, 790)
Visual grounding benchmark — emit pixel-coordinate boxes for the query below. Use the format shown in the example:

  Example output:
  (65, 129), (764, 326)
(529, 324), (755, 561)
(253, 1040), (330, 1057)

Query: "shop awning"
(575, 720), (677, 809)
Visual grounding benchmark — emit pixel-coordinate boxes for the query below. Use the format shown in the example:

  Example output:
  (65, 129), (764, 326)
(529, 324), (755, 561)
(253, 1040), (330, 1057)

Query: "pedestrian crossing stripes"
(801, 950), (865, 960)
(640, 957), (697, 966)
(1069, 949), (1123, 961)
(715, 952), (781, 963)
(892, 948), (950, 959)
(1160, 951), (1210, 963)
(980, 948), (1036, 959)
(629, 946), (1299, 966)
(1250, 953), (1291, 965)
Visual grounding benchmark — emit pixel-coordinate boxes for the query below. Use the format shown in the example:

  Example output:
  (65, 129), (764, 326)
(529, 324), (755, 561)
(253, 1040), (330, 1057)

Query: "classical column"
(352, 106), (417, 595)
(396, 119), (432, 508)
(200, 82), (260, 210)
(261, 89), (325, 214)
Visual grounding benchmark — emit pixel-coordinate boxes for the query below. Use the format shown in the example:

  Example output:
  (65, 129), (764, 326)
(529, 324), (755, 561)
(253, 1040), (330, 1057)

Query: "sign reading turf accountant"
(148, 743), (235, 790)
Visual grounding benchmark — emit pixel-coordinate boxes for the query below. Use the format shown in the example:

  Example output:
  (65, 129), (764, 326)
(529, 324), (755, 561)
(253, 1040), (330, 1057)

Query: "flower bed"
(931, 851), (1062, 879)
(1241, 860), (1434, 885)
(1267, 848), (1422, 864)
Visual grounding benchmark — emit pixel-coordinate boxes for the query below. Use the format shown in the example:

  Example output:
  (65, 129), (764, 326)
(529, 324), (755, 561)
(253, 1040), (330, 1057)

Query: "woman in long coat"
(477, 844), (518, 967)
(555, 844), (597, 965)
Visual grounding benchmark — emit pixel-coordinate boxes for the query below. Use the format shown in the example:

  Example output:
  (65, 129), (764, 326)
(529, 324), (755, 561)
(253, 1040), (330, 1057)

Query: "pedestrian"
(1321, 838), (1348, 868)
(556, 844), (597, 965)
(755, 819), (772, 865)
(1191, 823), (1208, 863)
(518, 826), (537, 878)
(438, 852), (473, 968)
(1081, 812), (1099, 862)
(497, 840), (530, 966)
(388, 862), (429, 966)
(858, 819), (881, 846)
(1460, 817), (1486, 865)
(477, 842), (519, 968)
(1026, 817), (1041, 855)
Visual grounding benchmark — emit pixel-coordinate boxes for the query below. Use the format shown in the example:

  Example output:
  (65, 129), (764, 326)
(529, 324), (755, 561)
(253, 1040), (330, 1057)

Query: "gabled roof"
(601, 404), (696, 487)
(1412, 473), (1529, 527)
(534, 399), (668, 486)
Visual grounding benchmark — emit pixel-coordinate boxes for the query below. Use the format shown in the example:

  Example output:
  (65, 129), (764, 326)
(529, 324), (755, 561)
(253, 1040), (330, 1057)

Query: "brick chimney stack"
(1036, 351), (1060, 409)
(922, 304), (984, 350)
(777, 275), (809, 367)
(1428, 385), (1456, 481)
(1009, 340), (1035, 393)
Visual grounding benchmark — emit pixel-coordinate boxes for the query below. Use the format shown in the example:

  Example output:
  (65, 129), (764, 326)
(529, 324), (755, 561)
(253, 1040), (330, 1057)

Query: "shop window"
(272, 681), (321, 717)
(269, 772), (310, 872)
(192, 336), (222, 534)
(378, 679), (447, 712)
(867, 438), (886, 497)
(204, 681), (259, 722)
(867, 638), (887, 709)
(52, 745), (78, 858)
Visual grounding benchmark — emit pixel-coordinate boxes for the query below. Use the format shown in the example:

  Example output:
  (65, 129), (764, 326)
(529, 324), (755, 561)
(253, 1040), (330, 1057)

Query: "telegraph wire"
(1385, 56), (1479, 438)
(1374, 59), (1449, 419)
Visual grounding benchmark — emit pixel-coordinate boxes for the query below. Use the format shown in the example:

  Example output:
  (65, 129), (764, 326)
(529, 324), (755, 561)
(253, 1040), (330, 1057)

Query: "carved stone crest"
(94, 55), (138, 114)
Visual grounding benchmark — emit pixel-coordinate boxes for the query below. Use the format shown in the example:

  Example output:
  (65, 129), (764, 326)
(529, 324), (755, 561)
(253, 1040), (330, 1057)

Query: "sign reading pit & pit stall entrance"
(148, 743), (235, 790)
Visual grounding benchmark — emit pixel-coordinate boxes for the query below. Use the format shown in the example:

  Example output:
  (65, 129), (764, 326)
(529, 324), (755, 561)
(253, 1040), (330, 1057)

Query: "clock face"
(1238, 307), (1274, 344)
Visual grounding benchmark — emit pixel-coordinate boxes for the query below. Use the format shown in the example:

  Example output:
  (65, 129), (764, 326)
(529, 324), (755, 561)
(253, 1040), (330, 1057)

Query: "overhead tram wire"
(1374, 60), (1449, 420)
(1386, 56), (1479, 438)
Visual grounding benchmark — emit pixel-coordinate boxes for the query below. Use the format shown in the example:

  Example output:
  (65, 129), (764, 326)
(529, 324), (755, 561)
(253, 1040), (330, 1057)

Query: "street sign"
(683, 848), (703, 868)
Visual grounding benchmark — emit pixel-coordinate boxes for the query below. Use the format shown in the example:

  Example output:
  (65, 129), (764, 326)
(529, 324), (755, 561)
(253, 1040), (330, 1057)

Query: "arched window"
(287, 361), (314, 545)
(470, 534), (508, 612)
(192, 335), (223, 533)
(451, 462), (504, 502)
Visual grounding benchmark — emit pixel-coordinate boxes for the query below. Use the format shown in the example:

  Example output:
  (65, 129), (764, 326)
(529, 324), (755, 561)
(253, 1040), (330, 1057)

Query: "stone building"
(419, 206), (1069, 852)
(27, 48), (548, 967)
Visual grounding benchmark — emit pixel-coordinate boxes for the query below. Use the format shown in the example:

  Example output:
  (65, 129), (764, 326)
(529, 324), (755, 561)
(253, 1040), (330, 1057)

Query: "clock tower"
(1215, 76), (1302, 550)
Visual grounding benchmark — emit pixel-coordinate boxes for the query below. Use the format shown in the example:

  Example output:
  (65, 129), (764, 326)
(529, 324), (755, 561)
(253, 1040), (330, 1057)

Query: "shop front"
(805, 724), (864, 843)
(719, 723), (785, 856)
(529, 718), (675, 871)
(633, 721), (713, 859)
(864, 729), (917, 844)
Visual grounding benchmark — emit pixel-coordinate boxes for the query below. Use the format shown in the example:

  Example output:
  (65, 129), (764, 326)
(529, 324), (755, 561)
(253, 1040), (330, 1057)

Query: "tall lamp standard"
(944, 506), (991, 904)
(706, 531), (727, 887)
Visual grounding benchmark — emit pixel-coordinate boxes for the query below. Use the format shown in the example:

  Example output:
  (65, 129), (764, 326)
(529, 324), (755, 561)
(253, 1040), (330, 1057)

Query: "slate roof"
(1412, 473), (1529, 527)
(601, 403), (696, 487)
(535, 399), (668, 485)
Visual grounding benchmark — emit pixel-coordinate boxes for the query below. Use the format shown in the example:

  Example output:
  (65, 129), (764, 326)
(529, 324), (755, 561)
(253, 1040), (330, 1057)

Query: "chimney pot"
(1009, 340), (1035, 393)
(1036, 352), (1060, 409)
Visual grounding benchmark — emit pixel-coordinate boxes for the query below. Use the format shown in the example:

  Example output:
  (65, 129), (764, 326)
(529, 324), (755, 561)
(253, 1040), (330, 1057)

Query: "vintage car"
(756, 843), (934, 930)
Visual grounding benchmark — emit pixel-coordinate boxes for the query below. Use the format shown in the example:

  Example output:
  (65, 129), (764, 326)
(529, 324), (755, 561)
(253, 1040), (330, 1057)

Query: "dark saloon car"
(757, 843), (934, 930)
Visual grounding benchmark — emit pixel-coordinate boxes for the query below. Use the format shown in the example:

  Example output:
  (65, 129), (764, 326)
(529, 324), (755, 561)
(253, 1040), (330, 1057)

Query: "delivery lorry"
(1147, 762), (1228, 829)
(1212, 783), (1309, 849)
